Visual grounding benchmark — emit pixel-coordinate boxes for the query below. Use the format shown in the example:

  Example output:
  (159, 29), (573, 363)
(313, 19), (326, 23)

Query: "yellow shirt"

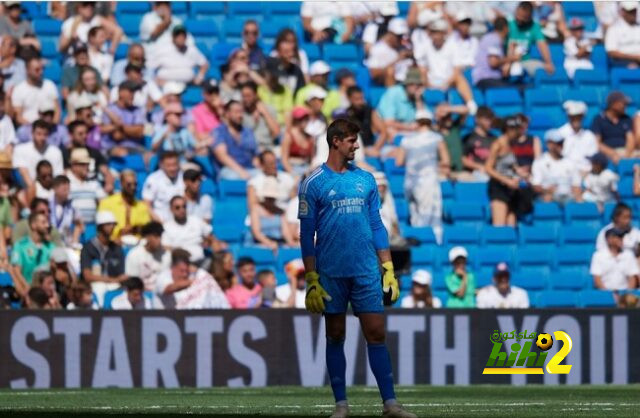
(98, 193), (152, 239)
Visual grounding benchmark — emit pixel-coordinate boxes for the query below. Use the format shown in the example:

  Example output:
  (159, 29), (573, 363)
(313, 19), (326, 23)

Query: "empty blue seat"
(236, 246), (276, 267)
(182, 86), (202, 107)
(228, 2), (263, 16)
(524, 87), (562, 112)
(562, 1), (595, 17)
(323, 43), (361, 66)
(210, 42), (239, 65)
(617, 158), (640, 177)
(171, 2), (188, 17)
(529, 111), (562, 131)
(618, 177), (635, 200)
(33, 18), (62, 36)
(423, 89), (447, 107)
(368, 86), (386, 107)
(43, 63), (61, 84)
(550, 271), (587, 290)
(262, 17), (297, 42)
(40, 40), (59, 59)
(214, 200), (247, 225)
(532, 201), (563, 225)
(190, 2), (225, 18)
(218, 180), (247, 199)
(300, 43), (321, 62)
(559, 224), (598, 245)
(448, 204), (485, 226)
(511, 267), (548, 291)
(264, 2), (302, 16)
(453, 182), (488, 204)
(214, 224), (244, 243)
(192, 155), (216, 179)
(119, 15), (141, 38)
(573, 69), (609, 88)
(400, 226), (437, 244)
(564, 202), (601, 227)
(563, 87), (605, 108)
(395, 199), (409, 223)
(410, 246), (437, 269)
(223, 18), (246, 43)
(517, 246), (554, 273)
(81, 223), (97, 243)
(443, 225), (480, 246)
(519, 225), (557, 245)
(440, 180), (454, 200)
(185, 19), (220, 39)
(117, 2), (150, 14)
(388, 175), (404, 199)
(602, 201), (617, 224)
(536, 290), (578, 308)
(556, 245), (592, 272)
(476, 247), (513, 271)
(534, 68), (570, 87)
(485, 89), (523, 116)
(611, 68), (640, 89)
(580, 290), (616, 307)
(200, 178), (216, 197)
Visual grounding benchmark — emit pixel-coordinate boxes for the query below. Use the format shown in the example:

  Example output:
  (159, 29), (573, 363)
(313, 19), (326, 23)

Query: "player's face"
(335, 134), (359, 161)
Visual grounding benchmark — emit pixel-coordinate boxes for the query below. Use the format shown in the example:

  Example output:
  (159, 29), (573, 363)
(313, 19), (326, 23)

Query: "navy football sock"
(326, 337), (347, 403)
(367, 343), (396, 403)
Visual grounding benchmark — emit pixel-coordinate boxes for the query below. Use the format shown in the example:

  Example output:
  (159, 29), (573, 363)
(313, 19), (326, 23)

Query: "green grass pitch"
(1, 385), (639, 417)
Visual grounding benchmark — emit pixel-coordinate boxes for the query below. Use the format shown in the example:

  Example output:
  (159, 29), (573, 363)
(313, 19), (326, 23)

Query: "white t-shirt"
(89, 49), (114, 82)
(412, 32), (460, 88)
(11, 79), (59, 124)
(590, 248), (639, 290)
(558, 123), (598, 173)
(186, 194), (213, 222)
(400, 129), (443, 177)
(380, 191), (398, 237)
(248, 171), (296, 210)
(582, 169), (619, 205)
(275, 283), (306, 308)
(366, 40), (412, 82)
(605, 19), (640, 56)
(61, 15), (102, 45)
(142, 169), (185, 221)
(155, 268), (230, 309)
(0, 114), (16, 151)
(110, 81), (162, 108)
(110, 291), (153, 310)
(476, 285), (530, 308)
(13, 142), (63, 180)
(400, 294), (442, 308)
(162, 216), (212, 262)
(596, 223), (640, 252)
(139, 11), (182, 48)
(150, 43), (207, 84)
(451, 32), (479, 68)
(300, 1), (352, 32)
(563, 36), (594, 78)
(531, 153), (581, 200)
(125, 243), (171, 291)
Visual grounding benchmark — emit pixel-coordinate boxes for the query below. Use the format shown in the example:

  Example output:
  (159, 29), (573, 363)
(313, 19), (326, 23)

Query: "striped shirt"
(68, 170), (106, 224)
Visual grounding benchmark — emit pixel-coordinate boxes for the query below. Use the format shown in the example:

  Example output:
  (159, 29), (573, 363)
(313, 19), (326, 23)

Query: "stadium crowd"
(0, 1), (640, 311)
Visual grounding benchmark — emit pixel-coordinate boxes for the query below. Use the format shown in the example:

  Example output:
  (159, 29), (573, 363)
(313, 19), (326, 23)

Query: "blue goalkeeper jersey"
(298, 163), (380, 278)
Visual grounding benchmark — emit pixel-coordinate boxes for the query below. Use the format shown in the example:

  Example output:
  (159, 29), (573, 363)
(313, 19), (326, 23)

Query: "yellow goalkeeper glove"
(382, 261), (399, 306)
(305, 271), (332, 313)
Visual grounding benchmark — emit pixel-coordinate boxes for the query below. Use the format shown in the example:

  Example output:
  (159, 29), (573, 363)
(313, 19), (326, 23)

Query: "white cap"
(620, 1), (638, 11)
(429, 18), (449, 32)
(50, 247), (68, 263)
(309, 60), (331, 76)
(563, 100), (587, 116)
(306, 86), (327, 101)
(259, 176), (280, 200)
(412, 269), (432, 286)
(373, 171), (388, 187)
(378, 2), (399, 16)
(163, 81), (186, 96)
(95, 210), (117, 226)
(448, 246), (468, 262)
(38, 99), (57, 113)
(417, 9), (440, 27)
(388, 17), (408, 35)
(73, 95), (94, 110)
(415, 108), (434, 121)
(544, 129), (564, 143)
(455, 10), (471, 22)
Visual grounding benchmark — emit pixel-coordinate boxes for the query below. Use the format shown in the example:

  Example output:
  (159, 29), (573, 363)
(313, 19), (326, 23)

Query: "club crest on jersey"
(355, 183), (364, 193)
(299, 196), (309, 216)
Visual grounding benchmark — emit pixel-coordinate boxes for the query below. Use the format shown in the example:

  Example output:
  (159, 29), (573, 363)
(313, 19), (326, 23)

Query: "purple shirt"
(17, 124), (70, 147)
(472, 32), (504, 85)
(101, 104), (145, 150)
(212, 124), (258, 170)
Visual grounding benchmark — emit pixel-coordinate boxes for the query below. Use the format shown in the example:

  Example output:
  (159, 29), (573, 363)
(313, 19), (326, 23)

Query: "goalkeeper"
(298, 119), (416, 418)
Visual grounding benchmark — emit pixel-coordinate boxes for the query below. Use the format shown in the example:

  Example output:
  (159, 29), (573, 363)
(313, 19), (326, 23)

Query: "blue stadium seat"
(511, 267), (548, 291)
(200, 178), (217, 197)
(368, 86), (386, 107)
(450, 89), (485, 106)
(114, 43), (129, 61)
(453, 182), (488, 204)
(323, 43), (361, 67)
(192, 155), (216, 179)
(116, 2), (150, 14)
(485, 88), (523, 116)
(81, 223), (97, 243)
(410, 246), (438, 270)
(556, 245), (592, 273)
(562, 1), (595, 17)
(400, 226), (437, 244)
(443, 225), (480, 246)
(276, 247), (303, 270)
(43, 62), (61, 84)
(384, 158), (405, 176)
(214, 200), (248, 226)
(534, 68), (570, 87)
(440, 181), (454, 200)
(550, 271), (588, 290)
(40, 40), (59, 60)
(223, 18), (247, 43)
(33, 18), (62, 36)
(611, 68), (640, 89)
(517, 246), (554, 273)
(602, 201), (617, 224)
(524, 87), (562, 113)
(182, 85), (202, 107)
(536, 290), (578, 308)
(529, 111), (562, 131)
(262, 18), (298, 43)
(618, 177), (635, 200)
(481, 226), (517, 246)
(264, 2), (302, 16)
(475, 268), (493, 288)
(301, 43), (321, 62)
(388, 175), (404, 199)
(214, 224), (244, 243)
(423, 89), (447, 107)
(185, 19), (220, 41)
(559, 224), (598, 245)
(448, 204), (485, 227)
(190, 2), (226, 18)
(119, 15), (142, 39)
(476, 247), (513, 271)
(580, 290), (616, 307)
(218, 180), (248, 199)
(573, 69), (609, 88)
(21, 2), (42, 19)
(228, 2), (263, 17)
(395, 199), (409, 223)
(519, 224), (557, 245)
(617, 158), (640, 177)
(564, 202), (601, 228)
(210, 42), (239, 66)
(236, 246), (276, 268)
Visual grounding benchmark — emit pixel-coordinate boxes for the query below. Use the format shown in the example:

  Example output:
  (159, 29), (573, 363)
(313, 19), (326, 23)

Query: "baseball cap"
(70, 148), (92, 164)
(309, 60), (331, 76)
(620, 1), (638, 11)
(455, 10), (472, 23)
(429, 19), (449, 32)
(183, 168), (201, 182)
(95, 211), (117, 226)
(494, 262), (510, 277)
(378, 2), (399, 17)
(544, 129), (564, 143)
(403, 67), (422, 86)
(568, 17), (585, 29)
(72, 41), (88, 55)
(306, 87), (327, 101)
(588, 152), (608, 166)
(388, 17), (409, 36)
(50, 247), (69, 264)
(292, 106), (310, 120)
(607, 91), (631, 107)
(415, 108), (434, 121)
(563, 100), (587, 116)
(202, 79), (219, 94)
(605, 227), (626, 238)
(412, 269), (432, 286)
(38, 99), (56, 113)
(448, 246), (468, 262)
(172, 24), (187, 36)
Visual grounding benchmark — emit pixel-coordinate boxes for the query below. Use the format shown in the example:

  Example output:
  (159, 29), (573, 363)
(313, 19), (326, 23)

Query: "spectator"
(218, 60), (245, 104)
(301, 1), (354, 44)
(242, 20), (266, 71)
(366, 17), (412, 86)
(345, 85), (389, 156)
(17, 100), (70, 148)
(0, 35), (25, 89)
(9, 211), (56, 298)
(334, 68), (356, 108)
(25, 286), (54, 309)
(591, 91), (634, 163)
(450, 11), (478, 69)
(101, 81), (146, 157)
(256, 269), (279, 307)
(66, 67), (108, 123)
(49, 248), (77, 305)
(267, 40), (305, 94)
(98, 170), (151, 241)
(486, 116), (534, 226)
(258, 60), (294, 127)
(63, 120), (114, 193)
(11, 57), (60, 126)
(248, 150), (296, 211)
(400, 270), (442, 308)
(32, 269), (63, 310)
(0, 2), (40, 53)
(162, 196), (226, 264)
(59, 1), (122, 55)
(462, 106), (496, 180)
(110, 276), (152, 310)
(12, 198), (63, 247)
(407, 1), (446, 30)
(0, 90), (15, 154)
(619, 292), (640, 308)
(445, 246), (476, 308)
(435, 103), (470, 174)
(294, 61), (341, 119)
(413, 19), (477, 115)
(125, 221), (170, 292)
(472, 17), (519, 89)
(30, 160), (54, 202)
(605, 2), (640, 68)
(377, 67), (426, 135)
(596, 202), (640, 252)
(150, 25), (208, 85)
(281, 106), (315, 175)
(591, 227), (639, 290)
(183, 169), (213, 224)
(373, 172), (401, 244)
(210, 250), (236, 292)
(67, 148), (105, 224)
(581, 152), (619, 208)
(142, 151), (184, 222)
(66, 281), (97, 310)
(248, 176), (298, 250)
(361, 2), (400, 54)
(538, 1), (569, 41)
(139, 2), (183, 52)
(80, 210), (127, 305)
(225, 257), (262, 309)
(275, 259), (306, 308)
(271, 28), (310, 76)
(530, 129), (581, 204)
(191, 80), (222, 144)
(395, 109), (449, 238)
(212, 100), (259, 180)
(13, 120), (64, 190)
(60, 41), (102, 100)
(512, 113), (542, 173)
(155, 248), (230, 309)
(507, 1), (555, 76)
(49, 175), (82, 247)
(110, 63), (161, 114)
(151, 102), (197, 156)
(240, 81), (280, 152)
(476, 262), (530, 308)
(110, 43), (152, 87)
(558, 100), (598, 175)
(563, 17), (595, 78)
(87, 26), (113, 83)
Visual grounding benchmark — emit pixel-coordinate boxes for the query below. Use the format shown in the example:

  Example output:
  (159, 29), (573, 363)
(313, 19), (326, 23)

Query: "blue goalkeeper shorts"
(319, 274), (384, 315)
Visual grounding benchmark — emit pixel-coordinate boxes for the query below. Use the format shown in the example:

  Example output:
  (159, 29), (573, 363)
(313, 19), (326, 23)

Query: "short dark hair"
(141, 221), (164, 237)
(28, 287), (49, 308)
(30, 197), (48, 212)
(183, 169), (201, 182)
(346, 85), (362, 97)
(612, 202), (632, 222)
(169, 195), (185, 207)
(67, 120), (88, 134)
(28, 210), (44, 227)
(124, 63), (143, 74)
(224, 100), (241, 112)
(0, 91), (5, 102)
(32, 119), (50, 133)
(517, 1), (533, 13)
(36, 160), (52, 174)
(239, 80), (258, 93)
(258, 149), (275, 164)
(494, 17), (508, 32)
(160, 150), (179, 162)
(88, 25), (103, 39)
(476, 106), (494, 120)
(171, 248), (191, 266)
(123, 276), (144, 291)
(326, 118), (360, 149)
(257, 269), (274, 282)
(52, 175), (70, 188)
(236, 256), (255, 269)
